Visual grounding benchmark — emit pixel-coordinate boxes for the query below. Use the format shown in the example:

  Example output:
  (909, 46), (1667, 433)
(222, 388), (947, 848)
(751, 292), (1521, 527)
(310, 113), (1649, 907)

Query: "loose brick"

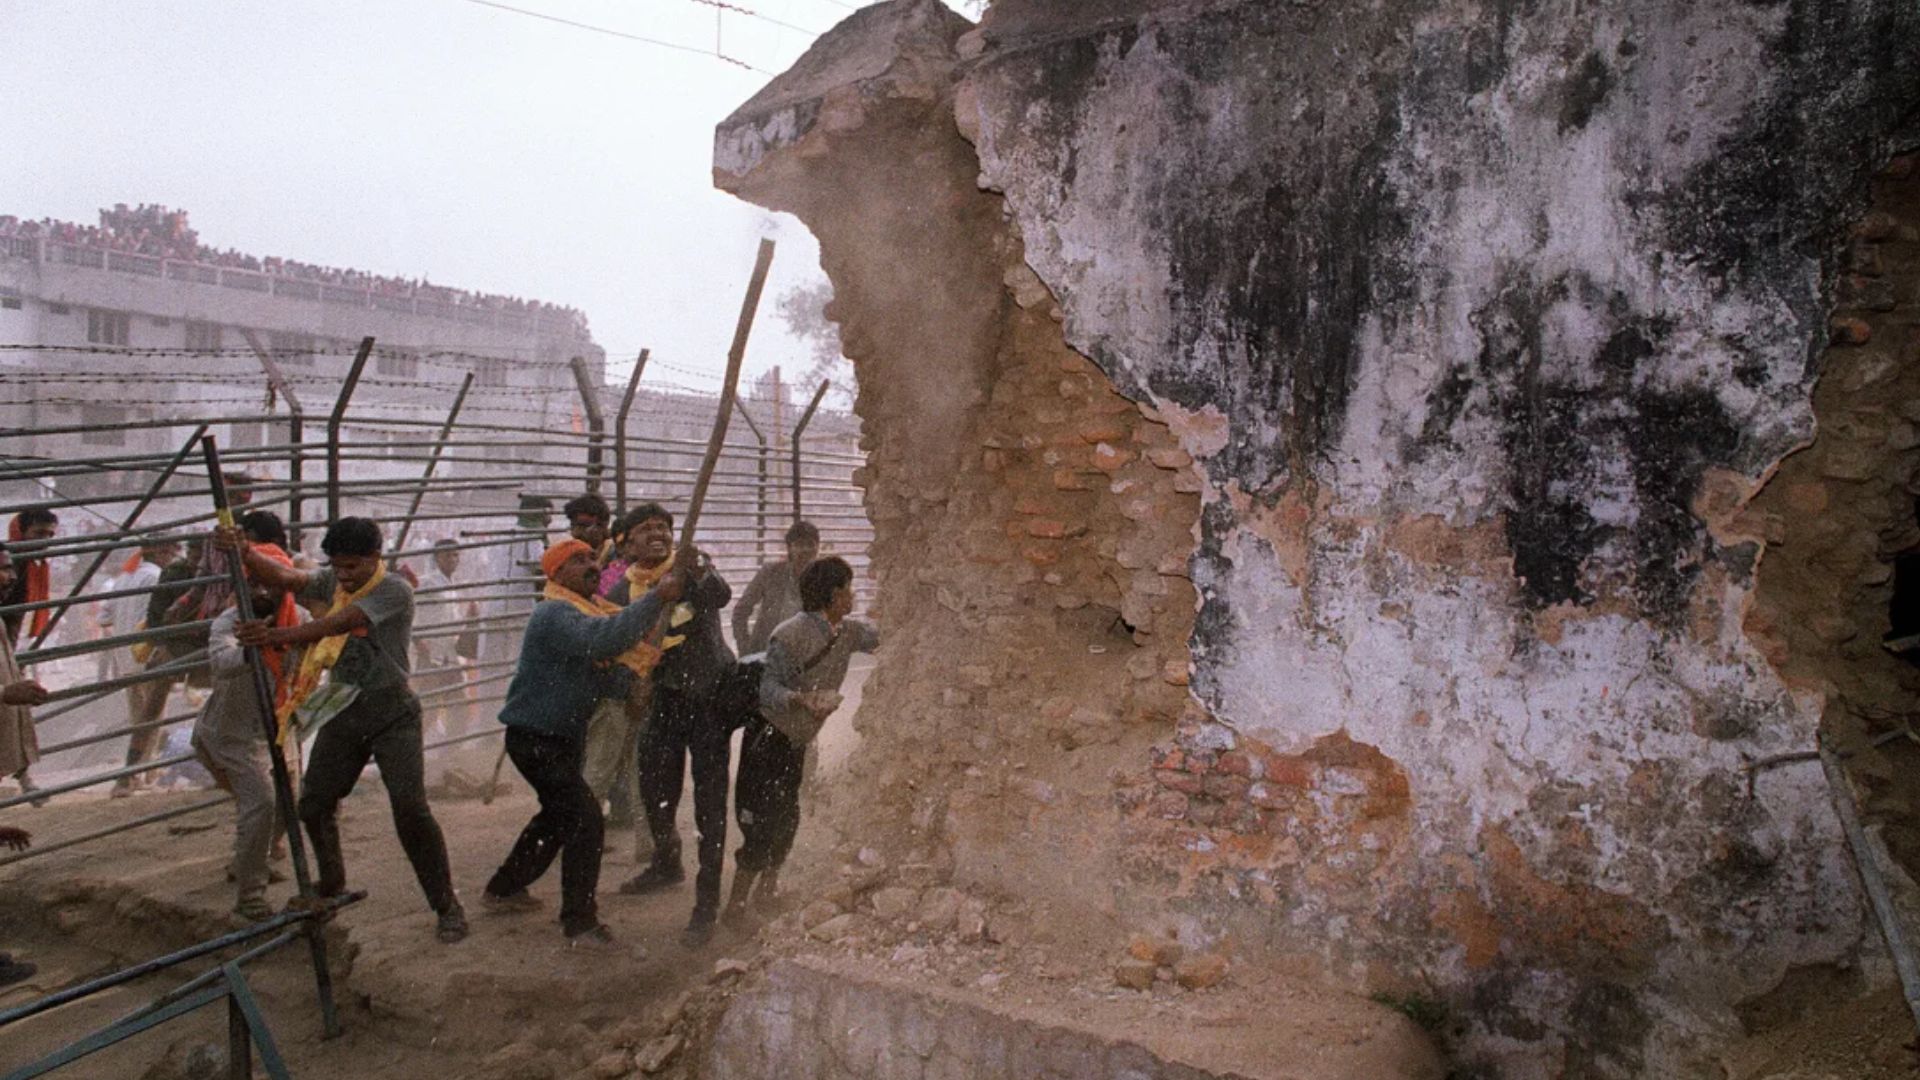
(1078, 419), (1131, 444)
(1154, 769), (1205, 796)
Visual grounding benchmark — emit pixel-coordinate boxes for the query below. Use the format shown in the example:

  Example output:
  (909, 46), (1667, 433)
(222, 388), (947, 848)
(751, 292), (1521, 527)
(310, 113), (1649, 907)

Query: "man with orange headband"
(480, 537), (691, 948)
(192, 542), (301, 921)
(2, 509), (57, 647)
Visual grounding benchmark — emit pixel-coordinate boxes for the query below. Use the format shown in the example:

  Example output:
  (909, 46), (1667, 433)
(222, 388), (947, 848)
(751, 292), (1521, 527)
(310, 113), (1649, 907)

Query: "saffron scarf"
(540, 580), (663, 677)
(6, 516), (50, 639)
(275, 560), (388, 733)
(626, 554), (689, 652)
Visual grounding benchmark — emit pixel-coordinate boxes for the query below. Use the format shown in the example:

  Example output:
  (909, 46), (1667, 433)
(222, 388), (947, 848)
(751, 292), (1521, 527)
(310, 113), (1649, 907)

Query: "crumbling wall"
(716, 1), (1920, 1076)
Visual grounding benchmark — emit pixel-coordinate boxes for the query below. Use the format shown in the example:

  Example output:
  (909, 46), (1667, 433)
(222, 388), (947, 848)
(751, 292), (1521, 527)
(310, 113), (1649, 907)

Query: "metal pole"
(201, 436), (341, 1039)
(1820, 737), (1920, 1036)
(614, 348), (650, 515)
(30, 423), (210, 648)
(243, 328), (307, 550)
(388, 373), (474, 562)
(683, 238), (774, 547)
(326, 336), (374, 522)
(570, 356), (606, 495)
(790, 380), (830, 522)
(731, 399), (767, 564)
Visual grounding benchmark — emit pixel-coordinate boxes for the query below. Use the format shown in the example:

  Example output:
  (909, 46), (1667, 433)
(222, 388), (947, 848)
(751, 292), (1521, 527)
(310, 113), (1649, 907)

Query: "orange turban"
(541, 539), (593, 581)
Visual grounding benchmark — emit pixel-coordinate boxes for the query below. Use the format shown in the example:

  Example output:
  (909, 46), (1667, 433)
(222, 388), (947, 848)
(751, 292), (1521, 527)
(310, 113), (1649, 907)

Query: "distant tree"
(776, 279), (853, 405)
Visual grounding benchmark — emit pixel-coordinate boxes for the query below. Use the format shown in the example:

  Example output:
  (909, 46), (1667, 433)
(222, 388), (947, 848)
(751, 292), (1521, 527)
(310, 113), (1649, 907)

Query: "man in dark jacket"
(481, 538), (687, 948)
(615, 510), (738, 946)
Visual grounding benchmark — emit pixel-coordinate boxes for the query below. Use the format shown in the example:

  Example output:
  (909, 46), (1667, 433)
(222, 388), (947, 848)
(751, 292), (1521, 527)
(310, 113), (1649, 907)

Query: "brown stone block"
(1092, 443), (1137, 471)
(1147, 446), (1193, 469)
(1152, 791), (1190, 819)
(1202, 774), (1251, 800)
(1154, 768), (1205, 795)
(1174, 952), (1230, 990)
(1855, 210), (1900, 241)
(1113, 957), (1158, 990)
(1216, 750), (1257, 778)
(1022, 545), (1060, 566)
(1027, 518), (1085, 539)
(1829, 316), (1873, 346)
(1013, 494), (1050, 515)
(1052, 468), (1094, 491)
(1077, 419), (1131, 444)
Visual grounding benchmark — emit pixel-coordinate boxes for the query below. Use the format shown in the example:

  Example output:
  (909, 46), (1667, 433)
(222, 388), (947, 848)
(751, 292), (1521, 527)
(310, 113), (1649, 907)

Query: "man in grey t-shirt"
(228, 517), (467, 944)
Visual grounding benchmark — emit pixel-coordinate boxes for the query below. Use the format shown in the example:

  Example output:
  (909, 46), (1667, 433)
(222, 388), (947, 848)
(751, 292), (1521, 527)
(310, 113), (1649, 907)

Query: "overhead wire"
(452, 0), (770, 73)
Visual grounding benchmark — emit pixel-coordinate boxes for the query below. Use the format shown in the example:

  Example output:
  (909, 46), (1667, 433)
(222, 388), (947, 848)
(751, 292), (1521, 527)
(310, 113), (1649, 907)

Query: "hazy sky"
(1, 0), (966, 396)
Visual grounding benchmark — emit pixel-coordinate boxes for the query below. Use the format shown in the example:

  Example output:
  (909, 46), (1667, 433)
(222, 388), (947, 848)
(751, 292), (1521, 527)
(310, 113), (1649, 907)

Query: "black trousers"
(636, 685), (732, 914)
(298, 693), (457, 914)
(735, 719), (806, 876)
(486, 728), (603, 935)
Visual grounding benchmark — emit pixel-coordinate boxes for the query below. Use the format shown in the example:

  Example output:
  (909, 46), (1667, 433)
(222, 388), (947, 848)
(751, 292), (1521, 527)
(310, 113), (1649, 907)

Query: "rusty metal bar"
(388, 372), (475, 561)
(27, 423), (209, 649)
(614, 348), (650, 515)
(326, 336), (375, 521)
(790, 380), (830, 522)
(1820, 736), (1920, 1036)
(0, 574), (222, 618)
(202, 435), (340, 1038)
(683, 238), (774, 546)
(570, 356), (607, 495)
(731, 398), (770, 563)
(0, 795), (232, 869)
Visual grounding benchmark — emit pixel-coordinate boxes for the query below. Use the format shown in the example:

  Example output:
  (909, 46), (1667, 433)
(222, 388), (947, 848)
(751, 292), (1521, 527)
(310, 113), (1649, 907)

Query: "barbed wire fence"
(0, 338), (870, 869)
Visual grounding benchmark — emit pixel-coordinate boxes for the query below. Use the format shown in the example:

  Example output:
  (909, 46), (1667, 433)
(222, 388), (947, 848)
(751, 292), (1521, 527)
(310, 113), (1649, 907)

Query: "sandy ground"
(0, 660), (875, 1080)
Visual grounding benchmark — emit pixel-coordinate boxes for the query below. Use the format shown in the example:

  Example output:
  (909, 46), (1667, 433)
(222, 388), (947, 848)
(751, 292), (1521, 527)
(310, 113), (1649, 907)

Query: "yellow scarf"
(542, 581), (664, 677)
(626, 554), (690, 651)
(275, 562), (388, 738)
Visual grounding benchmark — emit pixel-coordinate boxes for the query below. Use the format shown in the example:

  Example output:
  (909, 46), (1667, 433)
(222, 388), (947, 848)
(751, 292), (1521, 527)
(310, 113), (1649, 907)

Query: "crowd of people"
(0, 490), (870, 969)
(0, 204), (591, 335)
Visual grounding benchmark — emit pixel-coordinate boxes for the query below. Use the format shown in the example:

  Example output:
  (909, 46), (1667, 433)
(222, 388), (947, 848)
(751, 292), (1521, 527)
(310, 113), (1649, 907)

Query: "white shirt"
(104, 560), (162, 644)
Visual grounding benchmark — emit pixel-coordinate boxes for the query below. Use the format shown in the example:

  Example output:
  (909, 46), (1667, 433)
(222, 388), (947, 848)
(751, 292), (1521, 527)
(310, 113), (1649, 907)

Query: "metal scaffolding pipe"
(30, 424), (210, 649)
(17, 619), (214, 667)
(0, 794), (233, 869)
(571, 356), (607, 494)
(326, 336), (375, 520)
(388, 372), (475, 560)
(0, 574), (223, 618)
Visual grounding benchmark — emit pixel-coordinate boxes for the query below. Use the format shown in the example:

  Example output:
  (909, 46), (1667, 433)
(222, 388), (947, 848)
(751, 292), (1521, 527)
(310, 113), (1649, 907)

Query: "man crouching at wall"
(726, 556), (876, 925)
(481, 537), (691, 949)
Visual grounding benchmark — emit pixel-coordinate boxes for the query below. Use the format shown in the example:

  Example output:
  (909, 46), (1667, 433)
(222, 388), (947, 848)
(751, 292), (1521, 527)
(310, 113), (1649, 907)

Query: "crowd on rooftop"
(0, 205), (589, 335)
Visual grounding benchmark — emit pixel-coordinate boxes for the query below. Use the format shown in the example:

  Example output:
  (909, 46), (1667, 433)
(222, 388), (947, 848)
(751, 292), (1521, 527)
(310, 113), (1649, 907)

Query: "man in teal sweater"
(482, 538), (690, 948)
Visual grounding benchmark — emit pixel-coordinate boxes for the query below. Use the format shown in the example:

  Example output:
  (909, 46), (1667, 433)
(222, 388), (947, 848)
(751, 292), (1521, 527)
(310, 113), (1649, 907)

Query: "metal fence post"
(326, 336), (374, 522)
(242, 329), (306, 550)
(570, 356), (606, 495)
(388, 373), (475, 561)
(30, 423), (210, 648)
(614, 348), (650, 516)
(790, 380), (830, 523)
(732, 399), (769, 563)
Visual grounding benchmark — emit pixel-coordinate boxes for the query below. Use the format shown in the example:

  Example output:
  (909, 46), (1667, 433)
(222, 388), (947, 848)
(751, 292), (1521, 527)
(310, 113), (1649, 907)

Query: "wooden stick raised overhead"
(681, 238), (775, 550)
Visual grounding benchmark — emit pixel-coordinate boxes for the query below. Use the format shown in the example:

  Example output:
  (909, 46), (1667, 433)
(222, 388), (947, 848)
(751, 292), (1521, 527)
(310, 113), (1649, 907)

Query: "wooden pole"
(680, 238), (774, 549)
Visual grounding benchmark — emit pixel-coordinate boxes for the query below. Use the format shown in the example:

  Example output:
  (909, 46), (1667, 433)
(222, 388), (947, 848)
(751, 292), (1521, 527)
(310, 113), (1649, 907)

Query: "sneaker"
(436, 905), (470, 944)
(481, 889), (544, 915)
(617, 863), (685, 896)
(0, 955), (36, 988)
(565, 924), (622, 952)
(233, 895), (274, 922)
